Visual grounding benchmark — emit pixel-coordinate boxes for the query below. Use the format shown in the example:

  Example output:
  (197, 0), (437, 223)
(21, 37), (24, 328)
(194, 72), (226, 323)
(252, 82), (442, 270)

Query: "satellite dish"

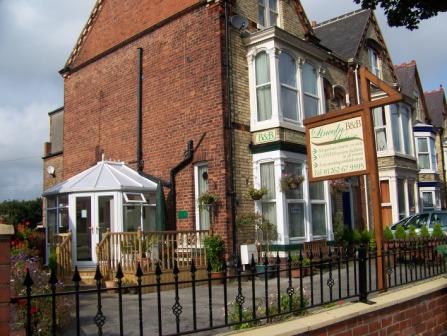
(47, 165), (55, 176)
(230, 15), (248, 31)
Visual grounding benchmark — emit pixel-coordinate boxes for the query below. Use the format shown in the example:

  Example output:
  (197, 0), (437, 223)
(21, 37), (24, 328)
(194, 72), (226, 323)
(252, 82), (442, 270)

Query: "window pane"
(391, 107), (401, 152)
(261, 202), (277, 226)
(269, 12), (277, 26)
(401, 108), (411, 154)
(281, 87), (298, 120)
(304, 95), (319, 118)
(279, 53), (296, 87)
(419, 154), (430, 169)
(302, 63), (317, 95)
(430, 138), (436, 169)
(98, 196), (113, 240)
(397, 180), (406, 219)
(47, 209), (57, 246)
(376, 129), (387, 151)
(123, 206), (140, 232)
(143, 206), (156, 232)
(59, 208), (69, 234)
(197, 164), (210, 230)
(255, 52), (270, 85)
(422, 192), (434, 209)
(269, 0), (277, 10)
(418, 138), (428, 152)
(283, 162), (303, 199)
(59, 195), (68, 207)
(260, 162), (276, 199)
(312, 204), (326, 236)
(47, 197), (56, 208)
(257, 86), (272, 121)
(310, 182), (325, 200)
(373, 108), (386, 126)
(258, 6), (265, 26)
(288, 203), (305, 238)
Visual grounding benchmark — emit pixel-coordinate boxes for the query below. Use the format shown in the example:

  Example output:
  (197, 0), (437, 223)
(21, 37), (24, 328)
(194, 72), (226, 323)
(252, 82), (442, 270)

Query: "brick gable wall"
(70, 0), (203, 68)
(63, 4), (232, 247)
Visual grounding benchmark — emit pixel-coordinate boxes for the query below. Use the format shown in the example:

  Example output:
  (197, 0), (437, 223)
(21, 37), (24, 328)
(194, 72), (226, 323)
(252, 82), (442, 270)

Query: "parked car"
(390, 211), (447, 234)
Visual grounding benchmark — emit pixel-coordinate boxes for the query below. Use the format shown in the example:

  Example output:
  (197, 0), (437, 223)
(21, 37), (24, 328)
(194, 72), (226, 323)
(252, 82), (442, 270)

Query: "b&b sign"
(304, 110), (370, 182)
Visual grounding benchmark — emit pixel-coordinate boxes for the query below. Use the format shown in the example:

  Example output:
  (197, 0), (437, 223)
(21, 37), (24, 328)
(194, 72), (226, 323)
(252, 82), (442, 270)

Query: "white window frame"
(368, 47), (382, 79)
(194, 162), (209, 230)
(123, 192), (146, 204)
(390, 104), (414, 156)
(420, 189), (438, 212)
(373, 106), (389, 152)
(248, 45), (324, 133)
(258, 0), (279, 28)
(302, 62), (321, 120)
(253, 150), (332, 244)
(279, 52), (300, 123)
(415, 135), (437, 173)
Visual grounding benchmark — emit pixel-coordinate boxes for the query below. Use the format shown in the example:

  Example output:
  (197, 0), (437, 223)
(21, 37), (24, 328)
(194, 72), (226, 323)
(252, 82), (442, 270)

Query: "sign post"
(304, 67), (402, 291)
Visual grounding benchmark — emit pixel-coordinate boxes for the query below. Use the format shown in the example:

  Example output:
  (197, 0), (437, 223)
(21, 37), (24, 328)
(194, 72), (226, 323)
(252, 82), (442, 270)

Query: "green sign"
(255, 129), (278, 144)
(177, 210), (188, 219)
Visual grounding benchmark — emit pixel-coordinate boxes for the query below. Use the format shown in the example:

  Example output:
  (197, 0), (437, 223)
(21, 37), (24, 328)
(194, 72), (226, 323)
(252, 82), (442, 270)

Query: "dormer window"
(368, 47), (382, 79)
(258, 0), (278, 28)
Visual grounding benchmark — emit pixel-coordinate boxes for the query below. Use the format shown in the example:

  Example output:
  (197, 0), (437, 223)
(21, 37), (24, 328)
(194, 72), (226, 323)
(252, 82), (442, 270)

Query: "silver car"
(390, 211), (447, 234)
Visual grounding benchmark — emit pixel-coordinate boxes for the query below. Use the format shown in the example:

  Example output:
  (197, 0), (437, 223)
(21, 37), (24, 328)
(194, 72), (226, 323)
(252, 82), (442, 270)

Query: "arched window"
(302, 63), (319, 118)
(279, 52), (299, 121)
(255, 52), (272, 121)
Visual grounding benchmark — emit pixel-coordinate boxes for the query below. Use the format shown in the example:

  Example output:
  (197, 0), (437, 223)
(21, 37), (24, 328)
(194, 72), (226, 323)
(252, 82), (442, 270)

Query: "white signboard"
(309, 116), (367, 179)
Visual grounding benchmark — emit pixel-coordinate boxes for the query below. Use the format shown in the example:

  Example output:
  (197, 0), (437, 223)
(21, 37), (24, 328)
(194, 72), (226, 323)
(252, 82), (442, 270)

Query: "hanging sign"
(305, 109), (370, 182)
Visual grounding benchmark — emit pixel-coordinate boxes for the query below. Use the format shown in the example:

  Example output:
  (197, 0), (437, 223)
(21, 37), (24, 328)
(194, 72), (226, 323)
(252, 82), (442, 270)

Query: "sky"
(0, 0), (445, 202)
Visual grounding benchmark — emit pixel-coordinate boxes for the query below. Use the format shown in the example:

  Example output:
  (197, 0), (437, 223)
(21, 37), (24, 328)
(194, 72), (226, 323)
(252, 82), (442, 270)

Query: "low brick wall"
(306, 289), (447, 336)
(0, 224), (14, 336)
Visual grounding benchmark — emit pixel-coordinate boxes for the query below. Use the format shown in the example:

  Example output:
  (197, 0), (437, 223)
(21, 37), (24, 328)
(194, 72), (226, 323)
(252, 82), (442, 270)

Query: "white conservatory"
(42, 160), (159, 267)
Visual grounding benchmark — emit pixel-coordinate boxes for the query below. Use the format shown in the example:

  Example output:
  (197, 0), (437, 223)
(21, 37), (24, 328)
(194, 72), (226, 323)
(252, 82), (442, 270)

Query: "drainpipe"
(223, 0), (237, 257)
(354, 64), (371, 230)
(170, 140), (194, 227)
(137, 48), (144, 172)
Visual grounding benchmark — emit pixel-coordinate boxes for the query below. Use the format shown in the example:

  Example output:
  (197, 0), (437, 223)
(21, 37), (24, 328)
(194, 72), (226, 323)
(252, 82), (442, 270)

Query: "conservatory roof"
(43, 161), (158, 196)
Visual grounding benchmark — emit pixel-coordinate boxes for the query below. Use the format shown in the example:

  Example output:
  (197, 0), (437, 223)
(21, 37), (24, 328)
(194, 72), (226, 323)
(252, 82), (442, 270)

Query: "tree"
(354, 0), (447, 29)
(0, 198), (42, 227)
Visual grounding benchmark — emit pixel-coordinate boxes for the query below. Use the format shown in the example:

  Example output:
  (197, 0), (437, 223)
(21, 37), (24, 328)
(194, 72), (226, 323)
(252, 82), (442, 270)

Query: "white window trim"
(194, 162), (208, 230)
(258, 0), (280, 29)
(253, 150), (332, 244)
(389, 104), (414, 157)
(248, 44), (324, 133)
(368, 47), (382, 79)
(419, 188), (440, 212)
(415, 133), (437, 173)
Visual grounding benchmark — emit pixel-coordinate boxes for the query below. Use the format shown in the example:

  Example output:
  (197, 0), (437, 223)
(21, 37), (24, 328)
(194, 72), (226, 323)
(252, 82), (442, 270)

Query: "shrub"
(360, 230), (372, 244)
(384, 227), (394, 241)
(352, 229), (361, 244)
(419, 226), (430, 238)
(204, 235), (225, 272)
(431, 223), (445, 239)
(407, 225), (417, 239)
(395, 224), (407, 240)
(332, 213), (345, 245)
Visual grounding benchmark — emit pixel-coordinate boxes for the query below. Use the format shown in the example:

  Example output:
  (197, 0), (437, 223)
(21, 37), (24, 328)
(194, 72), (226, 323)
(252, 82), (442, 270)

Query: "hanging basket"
(247, 187), (268, 200)
(280, 174), (304, 192)
(329, 179), (350, 193)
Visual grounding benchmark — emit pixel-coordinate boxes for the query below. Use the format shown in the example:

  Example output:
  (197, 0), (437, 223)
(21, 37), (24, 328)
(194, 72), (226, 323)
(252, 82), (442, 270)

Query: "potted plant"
(291, 255), (311, 278)
(280, 173), (304, 192)
(203, 234), (226, 280)
(247, 187), (268, 201)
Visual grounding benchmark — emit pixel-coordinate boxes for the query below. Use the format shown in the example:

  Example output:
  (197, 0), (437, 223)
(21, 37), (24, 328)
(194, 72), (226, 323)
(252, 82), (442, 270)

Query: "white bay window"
(254, 151), (331, 244)
(255, 52), (273, 121)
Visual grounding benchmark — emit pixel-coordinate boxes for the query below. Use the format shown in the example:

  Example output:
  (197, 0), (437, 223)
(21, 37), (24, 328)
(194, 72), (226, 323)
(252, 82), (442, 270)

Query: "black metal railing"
(10, 238), (447, 336)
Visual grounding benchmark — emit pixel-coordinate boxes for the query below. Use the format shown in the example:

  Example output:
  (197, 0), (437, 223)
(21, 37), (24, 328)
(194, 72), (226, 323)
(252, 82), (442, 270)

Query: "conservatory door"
(75, 196), (94, 265)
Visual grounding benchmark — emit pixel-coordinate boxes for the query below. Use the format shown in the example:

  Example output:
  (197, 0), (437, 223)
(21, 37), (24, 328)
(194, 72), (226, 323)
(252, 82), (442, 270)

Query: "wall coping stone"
(0, 224), (14, 236)
(229, 276), (447, 336)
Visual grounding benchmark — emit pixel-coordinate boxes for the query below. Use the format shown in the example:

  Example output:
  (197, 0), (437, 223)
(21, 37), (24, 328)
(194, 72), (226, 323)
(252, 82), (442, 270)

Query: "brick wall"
(70, 0), (202, 68)
(63, 3), (233, 247)
(305, 289), (447, 336)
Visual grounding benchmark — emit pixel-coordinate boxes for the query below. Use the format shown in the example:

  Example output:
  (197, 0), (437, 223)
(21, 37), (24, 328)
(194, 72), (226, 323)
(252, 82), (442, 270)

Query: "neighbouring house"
(42, 1), (436, 273)
(423, 86), (447, 210)
(314, 9), (420, 228)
